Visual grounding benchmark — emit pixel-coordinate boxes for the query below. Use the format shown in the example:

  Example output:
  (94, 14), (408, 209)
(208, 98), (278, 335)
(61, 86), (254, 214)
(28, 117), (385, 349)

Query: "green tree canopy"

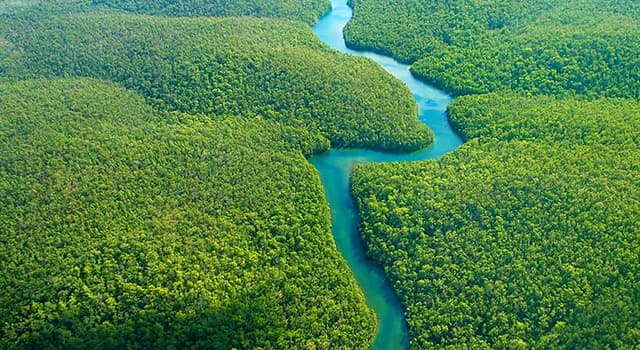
(0, 78), (375, 349)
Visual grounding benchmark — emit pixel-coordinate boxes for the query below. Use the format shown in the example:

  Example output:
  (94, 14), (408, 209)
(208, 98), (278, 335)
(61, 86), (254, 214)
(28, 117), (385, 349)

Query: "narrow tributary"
(310, 1), (464, 348)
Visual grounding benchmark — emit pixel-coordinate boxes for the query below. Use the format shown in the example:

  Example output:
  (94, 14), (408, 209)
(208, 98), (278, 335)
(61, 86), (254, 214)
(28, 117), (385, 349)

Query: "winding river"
(310, 0), (464, 348)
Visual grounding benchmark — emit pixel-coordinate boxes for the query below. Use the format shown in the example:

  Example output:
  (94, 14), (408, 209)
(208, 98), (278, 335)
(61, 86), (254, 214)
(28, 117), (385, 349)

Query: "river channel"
(310, 0), (464, 348)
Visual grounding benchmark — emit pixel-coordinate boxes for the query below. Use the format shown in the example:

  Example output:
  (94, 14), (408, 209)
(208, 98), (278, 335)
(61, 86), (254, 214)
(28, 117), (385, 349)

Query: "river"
(310, 0), (464, 348)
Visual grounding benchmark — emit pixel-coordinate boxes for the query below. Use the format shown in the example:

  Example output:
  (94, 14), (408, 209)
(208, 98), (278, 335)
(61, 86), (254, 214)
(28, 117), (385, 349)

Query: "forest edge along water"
(310, 0), (464, 349)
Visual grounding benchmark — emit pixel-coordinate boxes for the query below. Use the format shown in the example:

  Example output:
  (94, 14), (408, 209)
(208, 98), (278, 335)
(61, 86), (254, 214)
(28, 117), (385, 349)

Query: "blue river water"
(310, 0), (464, 348)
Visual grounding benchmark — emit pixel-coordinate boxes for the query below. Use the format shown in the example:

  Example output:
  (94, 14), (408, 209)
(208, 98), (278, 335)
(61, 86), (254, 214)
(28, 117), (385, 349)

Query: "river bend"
(310, 0), (464, 348)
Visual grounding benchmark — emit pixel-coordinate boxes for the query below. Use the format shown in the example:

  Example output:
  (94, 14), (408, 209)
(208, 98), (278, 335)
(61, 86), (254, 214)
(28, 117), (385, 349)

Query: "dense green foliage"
(347, 1), (640, 347)
(0, 2), (440, 347)
(448, 94), (640, 148)
(0, 0), (99, 15)
(0, 0), (328, 23)
(0, 78), (376, 349)
(92, 0), (330, 24)
(354, 142), (640, 349)
(0, 13), (432, 152)
(345, 0), (640, 97)
(352, 94), (640, 348)
(5, 0), (638, 349)
(0, 0), (39, 14)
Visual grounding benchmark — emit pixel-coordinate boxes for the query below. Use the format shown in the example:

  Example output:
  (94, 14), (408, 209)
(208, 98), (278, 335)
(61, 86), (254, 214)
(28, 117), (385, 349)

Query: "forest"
(2, 0), (639, 348)
(92, 0), (329, 25)
(448, 94), (640, 148)
(345, 0), (640, 98)
(0, 0), (426, 348)
(348, 0), (640, 348)
(0, 11), (431, 152)
(0, 78), (376, 349)
(353, 139), (640, 349)
(353, 95), (640, 348)
(0, 0), (328, 23)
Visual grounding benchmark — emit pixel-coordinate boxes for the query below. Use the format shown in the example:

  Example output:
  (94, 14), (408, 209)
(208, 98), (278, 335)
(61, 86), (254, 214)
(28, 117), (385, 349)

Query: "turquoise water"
(310, 0), (464, 348)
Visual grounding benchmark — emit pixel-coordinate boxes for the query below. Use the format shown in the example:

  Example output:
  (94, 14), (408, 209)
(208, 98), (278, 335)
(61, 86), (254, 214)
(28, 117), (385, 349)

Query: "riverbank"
(310, 0), (463, 348)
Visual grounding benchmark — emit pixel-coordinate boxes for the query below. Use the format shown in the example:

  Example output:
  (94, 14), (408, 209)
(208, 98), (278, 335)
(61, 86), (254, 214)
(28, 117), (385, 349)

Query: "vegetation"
(0, 13), (432, 152)
(448, 94), (640, 148)
(0, 0), (329, 23)
(0, 78), (375, 349)
(352, 94), (640, 348)
(92, 0), (330, 24)
(347, 1), (640, 347)
(4, 0), (638, 349)
(345, 0), (640, 97)
(0, 2), (438, 347)
(0, 0), (97, 15)
(0, 0), (39, 14)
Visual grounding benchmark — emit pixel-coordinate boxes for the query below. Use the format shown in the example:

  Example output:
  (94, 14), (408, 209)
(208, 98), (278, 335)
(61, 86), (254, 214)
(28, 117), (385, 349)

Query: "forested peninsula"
(349, 0), (640, 348)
